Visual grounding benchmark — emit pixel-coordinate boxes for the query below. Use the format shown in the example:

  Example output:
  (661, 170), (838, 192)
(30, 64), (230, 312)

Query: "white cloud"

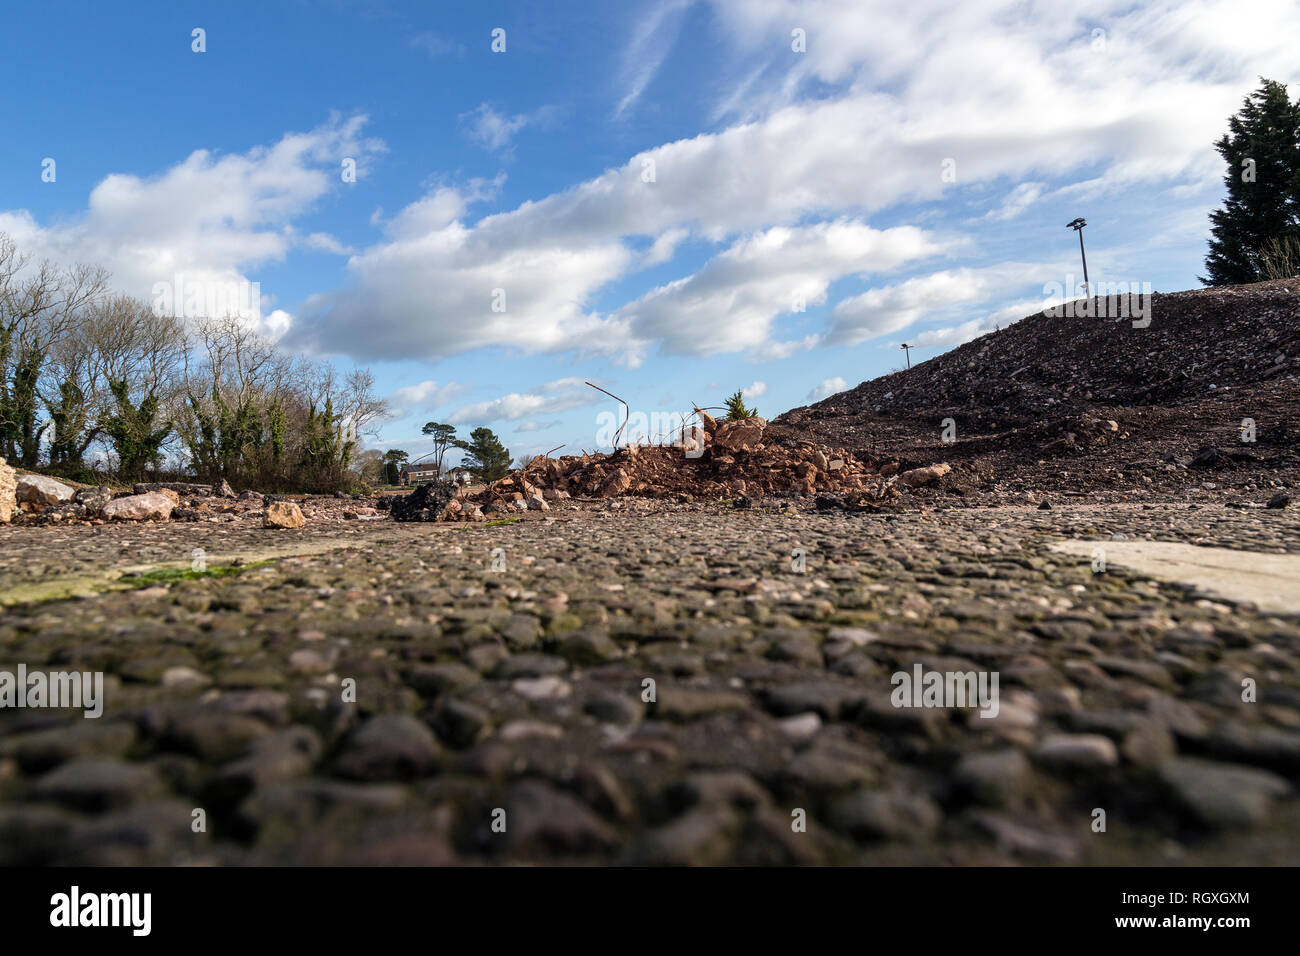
(753, 334), (821, 362)
(19, 0), (1290, 376)
(289, 0), (1300, 367)
(303, 232), (355, 255)
(645, 227), (689, 266)
(447, 377), (600, 424)
(388, 380), (471, 415)
(0, 114), (384, 339)
(517, 420), (562, 432)
(615, 0), (694, 117)
(825, 263), (1047, 346)
(459, 105), (560, 156)
(982, 182), (1047, 222)
(462, 105), (528, 152)
(908, 320), (994, 348)
(808, 377), (848, 401)
(614, 220), (947, 358)
(742, 381), (767, 399)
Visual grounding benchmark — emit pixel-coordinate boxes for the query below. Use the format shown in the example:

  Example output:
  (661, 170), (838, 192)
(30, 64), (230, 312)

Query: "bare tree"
(0, 234), (109, 465)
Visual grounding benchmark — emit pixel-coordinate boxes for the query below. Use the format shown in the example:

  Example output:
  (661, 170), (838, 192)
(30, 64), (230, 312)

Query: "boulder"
(263, 501), (306, 529)
(899, 463), (952, 487)
(101, 492), (176, 521)
(0, 457), (15, 523)
(600, 468), (632, 497)
(215, 479), (236, 499)
(712, 417), (767, 452)
(74, 486), (114, 512)
(693, 407), (718, 433)
(16, 474), (75, 506)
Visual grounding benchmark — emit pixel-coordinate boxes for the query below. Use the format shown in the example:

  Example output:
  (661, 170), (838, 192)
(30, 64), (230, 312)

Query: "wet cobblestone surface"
(2, 501), (1298, 865)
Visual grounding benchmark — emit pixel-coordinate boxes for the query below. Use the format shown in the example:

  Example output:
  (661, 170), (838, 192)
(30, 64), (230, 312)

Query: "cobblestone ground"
(2, 501), (1298, 865)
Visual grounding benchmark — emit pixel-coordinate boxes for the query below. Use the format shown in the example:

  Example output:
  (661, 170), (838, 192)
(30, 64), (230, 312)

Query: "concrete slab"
(1050, 539), (1300, 615)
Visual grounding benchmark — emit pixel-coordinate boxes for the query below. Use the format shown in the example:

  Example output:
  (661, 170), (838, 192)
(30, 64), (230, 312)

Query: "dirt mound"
(776, 280), (1300, 502)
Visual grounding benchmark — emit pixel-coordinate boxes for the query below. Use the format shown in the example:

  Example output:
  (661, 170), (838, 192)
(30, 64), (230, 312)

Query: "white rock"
(777, 712), (823, 740)
(16, 473), (75, 505)
(499, 720), (564, 741)
(1035, 733), (1119, 768)
(102, 492), (175, 521)
(512, 676), (571, 701)
(161, 666), (211, 690)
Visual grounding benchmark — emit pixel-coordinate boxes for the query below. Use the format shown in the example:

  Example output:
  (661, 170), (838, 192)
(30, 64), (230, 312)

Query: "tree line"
(0, 233), (387, 492)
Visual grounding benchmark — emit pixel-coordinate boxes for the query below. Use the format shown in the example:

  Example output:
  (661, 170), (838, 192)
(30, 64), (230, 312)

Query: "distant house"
(399, 464), (440, 486)
(445, 466), (475, 484)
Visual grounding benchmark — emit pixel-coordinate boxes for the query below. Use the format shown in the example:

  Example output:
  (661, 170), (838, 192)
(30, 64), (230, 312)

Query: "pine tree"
(457, 427), (512, 482)
(420, 422), (458, 473)
(724, 390), (757, 420)
(1203, 79), (1300, 286)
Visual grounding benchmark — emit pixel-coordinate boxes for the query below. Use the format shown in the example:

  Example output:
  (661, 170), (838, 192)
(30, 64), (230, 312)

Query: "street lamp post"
(900, 343), (912, 369)
(1067, 218), (1089, 296)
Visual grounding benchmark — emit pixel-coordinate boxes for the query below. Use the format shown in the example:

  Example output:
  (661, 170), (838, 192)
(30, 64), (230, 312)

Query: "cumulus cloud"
(16, 0), (1299, 377)
(614, 221), (947, 358)
(753, 335), (820, 362)
(387, 380), (471, 415)
(303, 232), (355, 255)
(808, 377), (849, 401)
(741, 381), (767, 399)
(286, 0), (1300, 366)
(0, 114), (383, 338)
(908, 320), (994, 348)
(447, 377), (600, 424)
(825, 263), (1047, 346)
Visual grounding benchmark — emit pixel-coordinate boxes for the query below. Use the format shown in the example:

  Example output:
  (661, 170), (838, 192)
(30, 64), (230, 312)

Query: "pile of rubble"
(395, 410), (954, 522)
(0, 462), (378, 529)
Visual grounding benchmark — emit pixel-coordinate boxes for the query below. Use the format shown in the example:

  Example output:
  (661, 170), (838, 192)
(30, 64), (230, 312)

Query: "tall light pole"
(900, 343), (912, 369)
(1067, 217), (1089, 296)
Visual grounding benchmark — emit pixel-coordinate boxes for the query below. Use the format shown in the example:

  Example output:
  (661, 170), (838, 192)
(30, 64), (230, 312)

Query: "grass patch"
(486, 517), (522, 526)
(121, 561), (273, 587)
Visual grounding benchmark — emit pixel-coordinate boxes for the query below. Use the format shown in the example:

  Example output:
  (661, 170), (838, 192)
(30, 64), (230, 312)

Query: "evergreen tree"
(1203, 79), (1300, 285)
(457, 427), (512, 482)
(724, 389), (757, 420)
(420, 422), (458, 473)
(382, 448), (408, 486)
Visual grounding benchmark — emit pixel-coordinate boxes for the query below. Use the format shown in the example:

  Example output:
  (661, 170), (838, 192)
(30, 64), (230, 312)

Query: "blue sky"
(3, 0), (1299, 467)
